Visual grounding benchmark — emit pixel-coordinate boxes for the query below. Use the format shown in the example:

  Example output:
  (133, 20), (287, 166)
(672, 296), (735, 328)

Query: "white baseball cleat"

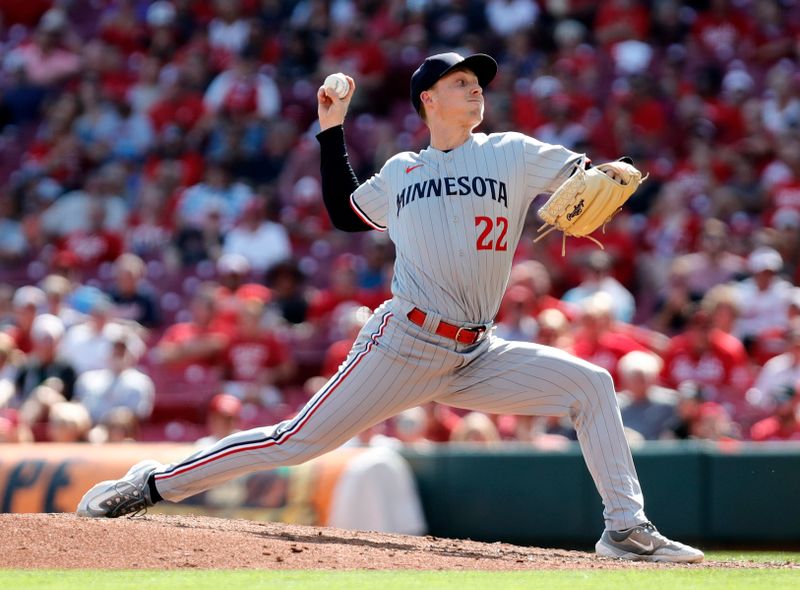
(76, 460), (162, 518)
(596, 522), (704, 563)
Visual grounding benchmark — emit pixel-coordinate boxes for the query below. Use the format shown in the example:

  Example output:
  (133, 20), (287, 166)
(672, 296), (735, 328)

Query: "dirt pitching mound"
(0, 513), (794, 570)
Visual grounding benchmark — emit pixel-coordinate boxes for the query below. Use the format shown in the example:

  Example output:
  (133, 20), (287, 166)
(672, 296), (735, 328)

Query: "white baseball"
(323, 73), (350, 99)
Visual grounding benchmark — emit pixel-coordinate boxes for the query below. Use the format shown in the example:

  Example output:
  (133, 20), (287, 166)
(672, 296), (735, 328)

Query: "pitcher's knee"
(593, 366), (619, 405)
(593, 366), (615, 392)
(573, 365), (617, 408)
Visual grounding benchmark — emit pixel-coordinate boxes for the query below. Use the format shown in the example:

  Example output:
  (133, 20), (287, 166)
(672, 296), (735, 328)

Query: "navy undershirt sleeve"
(316, 125), (371, 232)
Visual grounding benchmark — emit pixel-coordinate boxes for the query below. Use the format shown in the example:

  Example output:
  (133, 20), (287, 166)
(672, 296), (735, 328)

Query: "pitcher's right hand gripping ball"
(323, 73), (351, 99)
(535, 158), (647, 255)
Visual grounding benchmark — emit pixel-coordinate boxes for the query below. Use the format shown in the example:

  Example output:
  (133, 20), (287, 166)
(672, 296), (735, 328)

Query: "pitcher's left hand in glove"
(534, 158), (647, 255)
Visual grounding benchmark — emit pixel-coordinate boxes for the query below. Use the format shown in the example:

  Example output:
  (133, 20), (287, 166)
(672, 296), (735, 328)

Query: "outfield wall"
(1, 442), (798, 546)
(401, 441), (800, 546)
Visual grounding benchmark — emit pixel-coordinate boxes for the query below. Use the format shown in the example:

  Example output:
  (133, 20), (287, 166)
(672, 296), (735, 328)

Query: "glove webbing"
(533, 224), (606, 256)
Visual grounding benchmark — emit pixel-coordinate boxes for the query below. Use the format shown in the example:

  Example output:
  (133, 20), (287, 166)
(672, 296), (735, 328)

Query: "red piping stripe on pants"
(154, 312), (394, 482)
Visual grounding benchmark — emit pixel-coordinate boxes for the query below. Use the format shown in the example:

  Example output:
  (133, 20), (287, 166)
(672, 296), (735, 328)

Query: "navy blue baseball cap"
(410, 52), (498, 113)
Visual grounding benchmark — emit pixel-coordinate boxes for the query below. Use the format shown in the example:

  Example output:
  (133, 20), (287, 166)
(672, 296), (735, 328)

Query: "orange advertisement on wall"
(0, 444), (362, 525)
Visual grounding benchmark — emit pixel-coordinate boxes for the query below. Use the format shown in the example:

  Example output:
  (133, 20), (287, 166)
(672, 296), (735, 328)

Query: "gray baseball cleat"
(596, 522), (704, 563)
(76, 460), (162, 518)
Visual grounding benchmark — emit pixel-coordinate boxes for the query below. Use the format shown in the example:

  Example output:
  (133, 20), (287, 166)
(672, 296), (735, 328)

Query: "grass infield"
(2, 555), (799, 590)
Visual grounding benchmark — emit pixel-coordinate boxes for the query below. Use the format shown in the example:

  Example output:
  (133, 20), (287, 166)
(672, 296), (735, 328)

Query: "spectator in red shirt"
(748, 0), (798, 66)
(690, 0), (753, 64)
(510, 77), (551, 136)
(320, 17), (387, 107)
(421, 402), (461, 443)
(572, 293), (649, 386)
(22, 93), (82, 187)
(661, 306), (752, 413)
(223, 299), (293, 408)
(0, 407), (34, 443)
(98, 0), (147, 56)
(594, 0), (650, 50)
(56, 200), (124, 271)
(152, 283), (230, 369)
(148, 71), (206, 134)
(214, 253), (258, 331)
(541, 214), (638, 296)
(204, 45), (281, 120)
(207, 0), (253, 63)
(609, 73), (669, 161)
(143, 125), (206, 189)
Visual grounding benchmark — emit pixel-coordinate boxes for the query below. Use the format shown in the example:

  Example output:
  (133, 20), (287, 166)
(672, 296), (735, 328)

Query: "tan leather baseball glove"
(534, 158), (647, 255)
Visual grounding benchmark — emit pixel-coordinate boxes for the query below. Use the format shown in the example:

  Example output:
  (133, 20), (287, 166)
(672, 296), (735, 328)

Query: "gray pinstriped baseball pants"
(153, 298), (646, 531)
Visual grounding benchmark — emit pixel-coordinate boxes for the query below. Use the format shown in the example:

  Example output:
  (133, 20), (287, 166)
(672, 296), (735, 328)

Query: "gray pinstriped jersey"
(142, 135), (648, 536)
(351, 132), (582, 324)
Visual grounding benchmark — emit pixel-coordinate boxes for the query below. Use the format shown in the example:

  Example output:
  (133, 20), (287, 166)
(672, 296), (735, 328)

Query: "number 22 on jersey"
(475, 216), (508, 251)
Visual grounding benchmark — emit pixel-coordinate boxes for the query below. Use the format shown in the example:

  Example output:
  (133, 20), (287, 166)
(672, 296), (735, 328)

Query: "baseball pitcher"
(77, 52), (702, 563)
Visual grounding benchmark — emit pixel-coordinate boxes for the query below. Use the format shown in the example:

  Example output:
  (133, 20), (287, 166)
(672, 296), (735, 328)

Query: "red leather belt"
(407, 308), (488, 345)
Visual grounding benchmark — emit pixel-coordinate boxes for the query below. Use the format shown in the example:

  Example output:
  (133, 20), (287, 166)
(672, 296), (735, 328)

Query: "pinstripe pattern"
(440, 337), (644, 529)
(155, 312), (394, 484)
(153, 300), (646, 530)
(149, 130), (648, 532)
(352, 133), (581, 324)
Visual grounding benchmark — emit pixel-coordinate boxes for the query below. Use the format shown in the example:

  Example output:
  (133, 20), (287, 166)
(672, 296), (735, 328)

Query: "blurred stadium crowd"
(1, 0), (800, 447)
